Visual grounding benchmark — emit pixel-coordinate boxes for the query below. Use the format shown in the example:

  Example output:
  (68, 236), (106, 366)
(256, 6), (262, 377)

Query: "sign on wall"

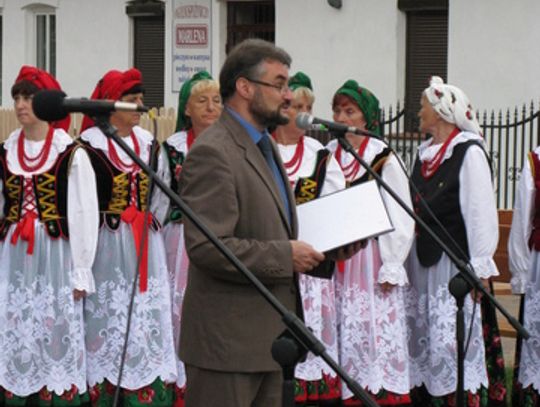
(172, 0), (212, 92)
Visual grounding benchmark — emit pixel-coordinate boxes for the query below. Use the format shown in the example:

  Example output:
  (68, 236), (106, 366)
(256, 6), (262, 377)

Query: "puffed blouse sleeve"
(508, 154), (535, 294)
(68, 147), (99, 293)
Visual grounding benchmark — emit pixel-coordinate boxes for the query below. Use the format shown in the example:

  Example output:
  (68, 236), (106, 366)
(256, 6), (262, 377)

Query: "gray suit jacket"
(179, 109), (330, 372)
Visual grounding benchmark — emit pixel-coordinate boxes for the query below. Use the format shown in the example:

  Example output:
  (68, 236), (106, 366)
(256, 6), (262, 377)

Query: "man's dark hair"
(11, 80), (40, 98)
(219, 39), (292, 102)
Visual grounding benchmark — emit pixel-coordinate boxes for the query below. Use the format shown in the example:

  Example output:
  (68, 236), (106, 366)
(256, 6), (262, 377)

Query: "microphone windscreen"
(295, 112), (312, 130)
(33, 90), (69, 122)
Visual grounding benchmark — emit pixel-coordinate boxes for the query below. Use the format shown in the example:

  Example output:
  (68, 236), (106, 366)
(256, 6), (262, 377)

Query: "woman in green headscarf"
(159, 70), (222, 403)
(327, 80), (414, 406)
(273, 72), (345, 406)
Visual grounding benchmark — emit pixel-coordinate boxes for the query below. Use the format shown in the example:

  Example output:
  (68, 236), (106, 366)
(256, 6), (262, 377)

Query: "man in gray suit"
(179, 39), (353, 407)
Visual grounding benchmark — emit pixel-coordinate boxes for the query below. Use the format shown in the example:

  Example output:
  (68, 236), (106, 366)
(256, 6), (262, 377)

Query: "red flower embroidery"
(489, 381), (507, 401)
(466, 110), (473, 120)
(39, 388), (53, 401)
(467, 391), (481, 407)
(106, 381), (116, 395)
(89, 385), (101, 402)
(137, 388), (155, 404)
(60, 385), (77, 402)
(496, 356), (505, 368)
(434, 89), (444, 99)
(174, 163), (183, 181)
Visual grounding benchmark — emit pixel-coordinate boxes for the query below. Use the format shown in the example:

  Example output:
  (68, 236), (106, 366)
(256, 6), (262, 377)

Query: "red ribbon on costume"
(337, 260), (345, 273)
(121, 205), (152, 292)
(11, 212), (38, 255)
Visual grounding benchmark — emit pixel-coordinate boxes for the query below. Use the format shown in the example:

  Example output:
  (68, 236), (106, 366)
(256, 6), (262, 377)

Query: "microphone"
(296, 112), (382, 139)
(32, 89), (149, 122)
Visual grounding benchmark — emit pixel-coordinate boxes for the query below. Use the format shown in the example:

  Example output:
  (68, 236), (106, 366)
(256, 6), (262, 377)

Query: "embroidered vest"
(411, 140), (485, 267)
(293, 149), (331, 205)
(0, 142), (77, 241)
(528, 151), (540, 250)
(163, 141), (186, 224)
(81, 140), (160, 231)
(350, 147), (392, 187)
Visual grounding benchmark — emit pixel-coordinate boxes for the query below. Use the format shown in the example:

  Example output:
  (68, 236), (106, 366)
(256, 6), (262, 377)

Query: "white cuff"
(510, 274), (527, 295)
(72, 267), (96, 294)
(377, 263), (409, 286)
(470, 257), (499, 279)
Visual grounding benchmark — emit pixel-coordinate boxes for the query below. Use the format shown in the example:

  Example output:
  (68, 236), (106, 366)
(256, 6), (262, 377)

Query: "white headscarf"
(423, 76), (482, 136)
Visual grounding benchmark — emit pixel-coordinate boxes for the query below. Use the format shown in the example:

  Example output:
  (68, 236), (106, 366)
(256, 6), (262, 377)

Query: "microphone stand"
(336, 134), (528, 407)
(92, 115), (380, 407)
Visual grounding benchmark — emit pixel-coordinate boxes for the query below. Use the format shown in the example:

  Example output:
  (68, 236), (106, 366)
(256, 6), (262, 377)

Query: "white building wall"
(449, 0), (540, 111)
(275, 0), (405, 118)
(0, 0), (537, 113)
(2, 0), (132, 105)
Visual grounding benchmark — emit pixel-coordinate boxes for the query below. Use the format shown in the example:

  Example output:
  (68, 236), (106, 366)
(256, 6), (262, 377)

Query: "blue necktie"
(257, 135), (291, 224)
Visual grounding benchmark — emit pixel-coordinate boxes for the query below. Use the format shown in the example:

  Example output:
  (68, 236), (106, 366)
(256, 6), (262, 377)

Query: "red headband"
(80, 68), (143, 133)
(14, 65), (71, 132)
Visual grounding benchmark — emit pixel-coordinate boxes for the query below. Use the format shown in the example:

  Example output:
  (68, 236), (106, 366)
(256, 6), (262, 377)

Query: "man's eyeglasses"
(245, 77), (290, 94)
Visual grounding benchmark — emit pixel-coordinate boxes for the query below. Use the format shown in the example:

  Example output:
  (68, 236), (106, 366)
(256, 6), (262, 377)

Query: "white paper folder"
(296, 180), (394, 252)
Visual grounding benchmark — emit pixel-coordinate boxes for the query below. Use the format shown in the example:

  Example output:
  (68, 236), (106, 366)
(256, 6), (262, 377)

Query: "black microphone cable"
(113, 111), (159, 407)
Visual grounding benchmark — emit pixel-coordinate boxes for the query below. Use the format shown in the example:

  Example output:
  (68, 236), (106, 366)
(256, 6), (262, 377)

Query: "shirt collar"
(226, 106), (268, 144)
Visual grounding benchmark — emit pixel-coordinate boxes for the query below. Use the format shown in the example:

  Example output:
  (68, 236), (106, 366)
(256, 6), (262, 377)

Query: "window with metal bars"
(226, 1), (275, 54)
(133, 15), (165, 109)
(399, 0), (448, 130)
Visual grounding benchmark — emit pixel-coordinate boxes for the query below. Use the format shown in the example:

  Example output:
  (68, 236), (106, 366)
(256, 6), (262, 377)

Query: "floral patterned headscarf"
(423, 76), (482, 135)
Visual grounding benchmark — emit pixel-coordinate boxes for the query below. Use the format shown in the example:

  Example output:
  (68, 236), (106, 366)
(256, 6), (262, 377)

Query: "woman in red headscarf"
(79, 69), (177, 406)
(0, 66), (99, 405)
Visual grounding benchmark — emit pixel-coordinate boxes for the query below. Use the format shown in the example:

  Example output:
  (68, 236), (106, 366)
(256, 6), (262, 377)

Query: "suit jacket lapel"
(221, 110), (294, 237)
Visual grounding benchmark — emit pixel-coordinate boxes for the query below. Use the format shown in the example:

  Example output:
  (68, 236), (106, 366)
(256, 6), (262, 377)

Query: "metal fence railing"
(381, 102), (540, 209)
(1, 100), (538, 209)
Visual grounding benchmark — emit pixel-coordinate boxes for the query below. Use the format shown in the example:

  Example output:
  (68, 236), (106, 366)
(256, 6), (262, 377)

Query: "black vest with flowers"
(293, 149), (331, 205)
(80, 140), (160, 231)
(163, 141), (186, 224)
(527, 151), (540, 250)
(0, 142), (77, 241)
(350, 147), (392, 187)
(411, 140), (486, 267)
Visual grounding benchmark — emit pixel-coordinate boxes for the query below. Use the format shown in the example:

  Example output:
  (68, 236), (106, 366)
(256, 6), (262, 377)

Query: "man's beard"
(249, 88), (289, 128)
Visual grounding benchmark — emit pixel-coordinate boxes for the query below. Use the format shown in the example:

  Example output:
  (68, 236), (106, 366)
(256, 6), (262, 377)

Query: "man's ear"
(235, 77), (253, 100)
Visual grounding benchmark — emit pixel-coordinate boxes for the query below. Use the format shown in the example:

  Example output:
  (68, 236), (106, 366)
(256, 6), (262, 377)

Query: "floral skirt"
(88, 379), (176, 407)
(480, 283), (507, 406)
(410, 385), (487, 407)
(0, 385), (88, 406)
(512, 295), (540, 407)
(408, 281), (508, 407)
(342, 388), (411, 406)
(295, 373), (340, 405)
